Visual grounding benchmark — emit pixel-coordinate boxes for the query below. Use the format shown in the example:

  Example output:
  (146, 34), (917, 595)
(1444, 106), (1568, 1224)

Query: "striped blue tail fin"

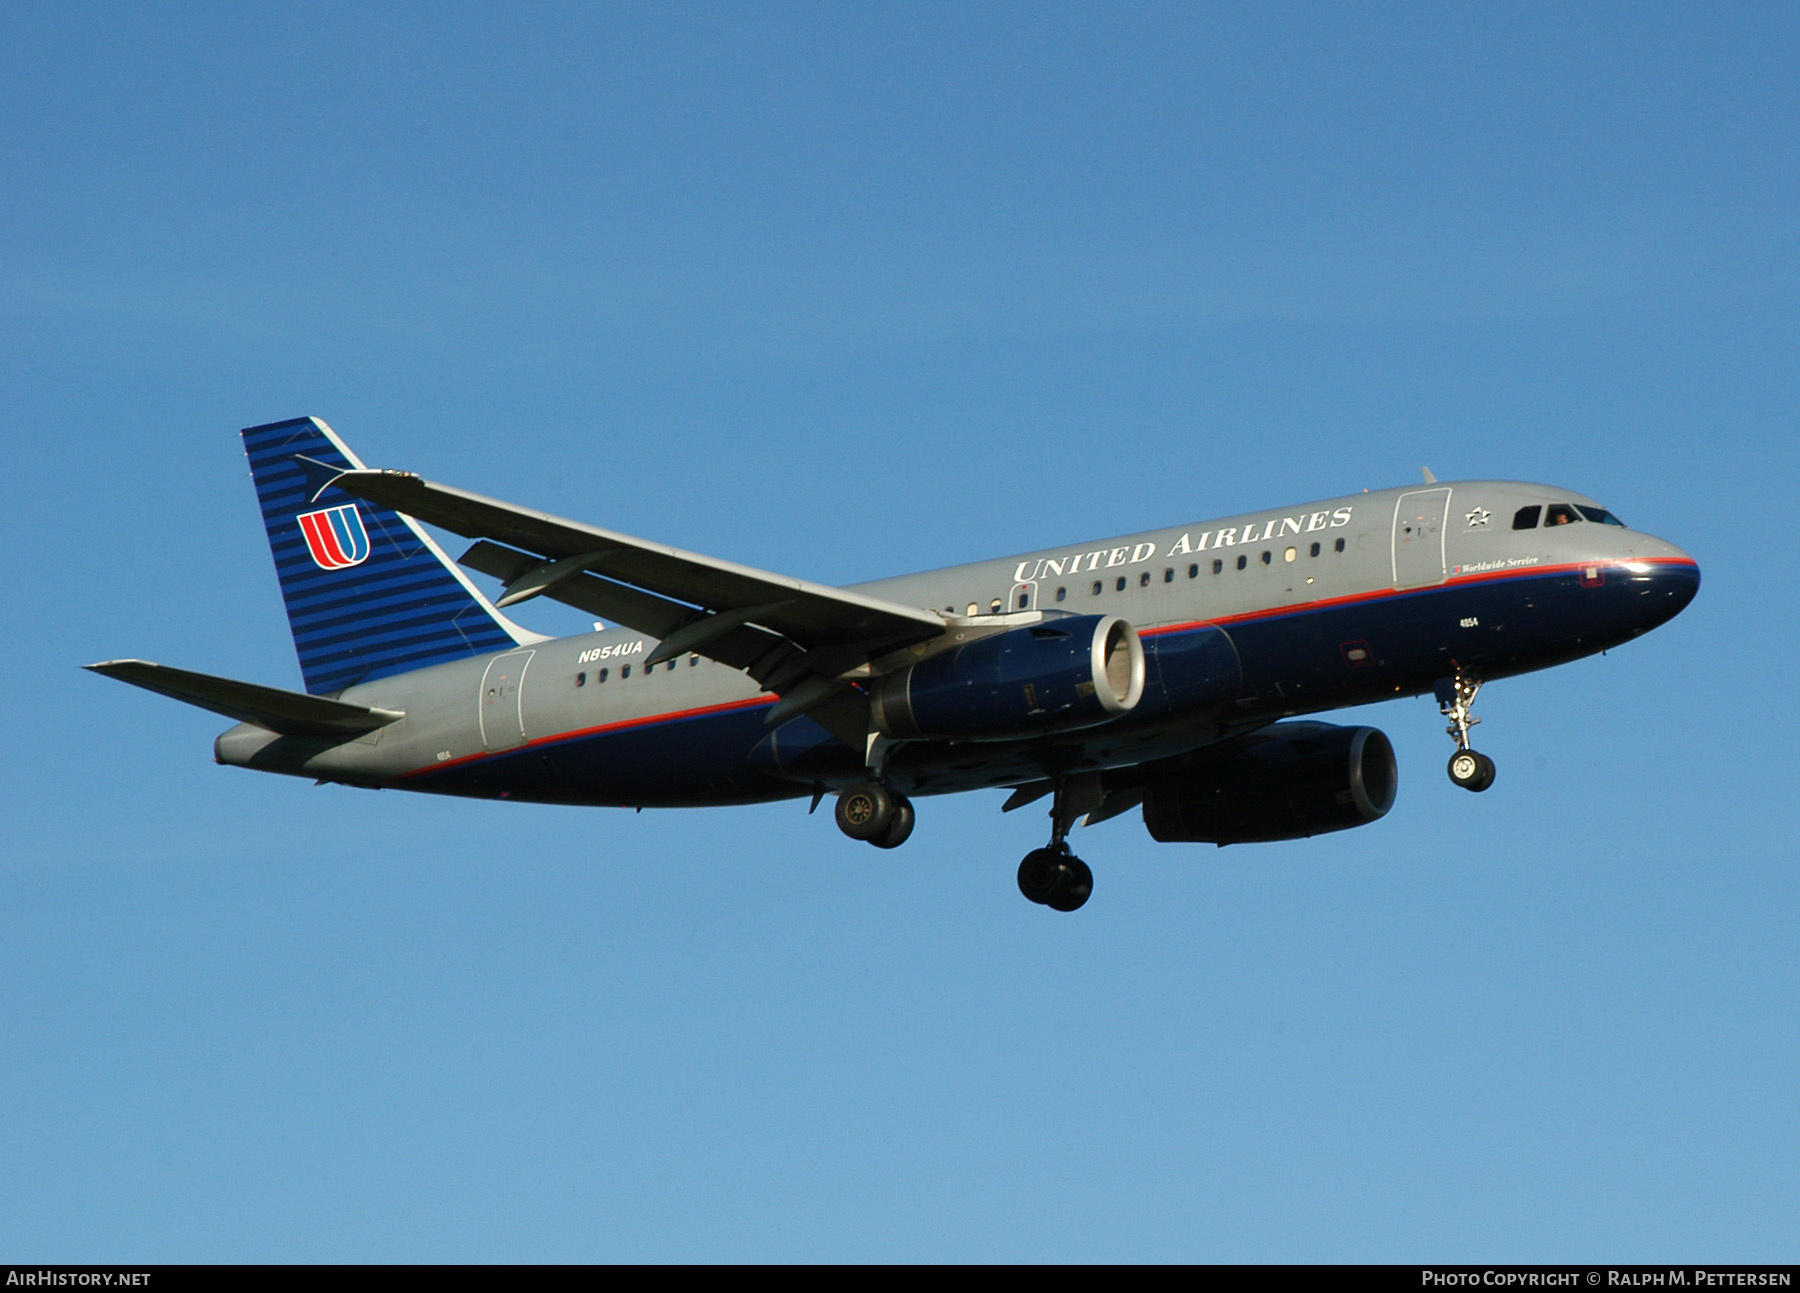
(242, 418), (532, 695)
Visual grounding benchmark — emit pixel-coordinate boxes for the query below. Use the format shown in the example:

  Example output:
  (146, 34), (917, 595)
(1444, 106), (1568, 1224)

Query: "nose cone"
(1623, 534), (1700, 631)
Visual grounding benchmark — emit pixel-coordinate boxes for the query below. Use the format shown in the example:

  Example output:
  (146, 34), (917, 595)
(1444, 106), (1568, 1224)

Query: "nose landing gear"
(1436, 668), (1496, 792)
(1447, 747), (1496, 792)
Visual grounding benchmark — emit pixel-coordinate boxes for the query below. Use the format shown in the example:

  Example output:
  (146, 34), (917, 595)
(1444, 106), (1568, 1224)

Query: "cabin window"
(690, 655), (699, 666)
(1261, 550), (1272, 565)
(1335, 537), (1346, 553)
(598, 668), (608, 683)
(1284, 547), (1296, 563)
(1236, 555), (1248, 570)
(1188, 563), (1198, 579)
(1055, 586), (1067, 602)
(1138, 571), (1151, 588)
(1577, 505), (1626, 527)
(576, 672), (586, 686)
(1091, 581), (1102, 595)
(1544, 503), (1579, 526)
(1310, 541), (1321, 557)
(1115, 576), (1127, 591)
(967, 602), (978, 617)
(1163, 567), (1174, 583)
(990, 598), (1002, 613)
(1211, 559), (1223, 574)
(1018, 592), (1029, 609)
(1513, 505), (1542, 530)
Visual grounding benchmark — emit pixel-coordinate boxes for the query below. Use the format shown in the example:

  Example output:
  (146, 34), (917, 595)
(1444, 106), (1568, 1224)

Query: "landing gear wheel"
(835, 781), (895, 840)
(1046, 856), (1093, 912)
(1017, 848), (1093, 911)
(1017, 849), (1063, 904)
(1447, 749), (1496, 792)
(869, 796), (914, 849)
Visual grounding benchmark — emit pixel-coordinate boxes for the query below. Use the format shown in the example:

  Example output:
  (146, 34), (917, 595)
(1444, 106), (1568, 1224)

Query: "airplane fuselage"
(214, 478), (1699, 809)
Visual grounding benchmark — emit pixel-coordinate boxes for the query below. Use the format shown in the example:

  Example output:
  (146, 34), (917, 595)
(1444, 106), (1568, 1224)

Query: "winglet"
(292, 453), (349, 503)
(1422, 466), (1438, 484)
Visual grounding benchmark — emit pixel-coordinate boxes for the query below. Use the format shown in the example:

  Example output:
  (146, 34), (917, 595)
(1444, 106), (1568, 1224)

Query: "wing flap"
(461, 539), (694, 639)
(87, 660), (404, 737)
(458, 538), (794, 674)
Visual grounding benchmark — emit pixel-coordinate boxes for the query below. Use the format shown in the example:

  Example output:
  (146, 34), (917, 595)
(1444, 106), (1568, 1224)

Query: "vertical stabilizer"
(242, 418), (533, 695)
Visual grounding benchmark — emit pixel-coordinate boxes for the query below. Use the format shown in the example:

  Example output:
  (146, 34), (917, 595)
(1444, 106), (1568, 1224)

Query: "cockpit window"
(1577, 505), (1626, 527)
(1544, 503), (1580, 526)
(1512, 505), (1541, 530)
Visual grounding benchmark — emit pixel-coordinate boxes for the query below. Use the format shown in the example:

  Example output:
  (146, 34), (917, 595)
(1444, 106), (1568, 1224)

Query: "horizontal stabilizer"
(86, 660), (404, 737)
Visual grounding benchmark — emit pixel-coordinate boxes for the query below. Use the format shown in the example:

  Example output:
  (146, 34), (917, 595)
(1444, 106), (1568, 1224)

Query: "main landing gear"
(833, 768), (1101, 912)
(1017, 847), (1092, 913)
(834, 780), (916, 850)
(1016, 774), (1102, 912)
(1436, 668), (1496, 793)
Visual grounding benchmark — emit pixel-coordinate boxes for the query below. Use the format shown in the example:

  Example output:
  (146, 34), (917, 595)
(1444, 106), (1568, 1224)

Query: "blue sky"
(3, 2), (1795, 1261)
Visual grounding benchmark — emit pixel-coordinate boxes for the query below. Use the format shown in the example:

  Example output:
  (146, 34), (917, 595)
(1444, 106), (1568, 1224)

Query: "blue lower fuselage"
(382, 552), (1698, 808)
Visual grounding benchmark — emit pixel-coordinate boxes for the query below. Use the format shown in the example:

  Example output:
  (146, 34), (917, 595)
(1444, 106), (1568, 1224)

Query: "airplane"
(90, 418), (1700, 912)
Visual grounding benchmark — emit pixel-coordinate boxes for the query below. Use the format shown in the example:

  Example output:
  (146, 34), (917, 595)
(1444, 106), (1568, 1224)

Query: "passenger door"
(1392, 488), (1452, 589)
(478, 649), (535, 751)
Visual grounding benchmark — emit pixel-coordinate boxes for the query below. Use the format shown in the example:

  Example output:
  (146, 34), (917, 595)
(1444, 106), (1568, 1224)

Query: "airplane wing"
(323, 468), (948, 731)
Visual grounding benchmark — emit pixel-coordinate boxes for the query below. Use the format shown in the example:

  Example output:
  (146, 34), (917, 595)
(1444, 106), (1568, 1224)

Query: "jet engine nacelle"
(871, 614), (1145, 741)
(1142, 721), (1397, 844)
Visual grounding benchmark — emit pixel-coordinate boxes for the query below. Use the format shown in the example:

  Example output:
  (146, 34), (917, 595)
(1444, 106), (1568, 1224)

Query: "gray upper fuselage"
(215, 478), (1697, 805)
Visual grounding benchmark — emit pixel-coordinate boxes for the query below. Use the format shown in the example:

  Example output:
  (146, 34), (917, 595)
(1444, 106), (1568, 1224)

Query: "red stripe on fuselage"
(1138, 556), (1696, 640)
(398, 556), (1696, 780)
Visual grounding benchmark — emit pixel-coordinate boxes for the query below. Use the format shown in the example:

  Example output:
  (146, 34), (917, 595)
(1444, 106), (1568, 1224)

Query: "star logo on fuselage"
(1465, 507), (1491, 529)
